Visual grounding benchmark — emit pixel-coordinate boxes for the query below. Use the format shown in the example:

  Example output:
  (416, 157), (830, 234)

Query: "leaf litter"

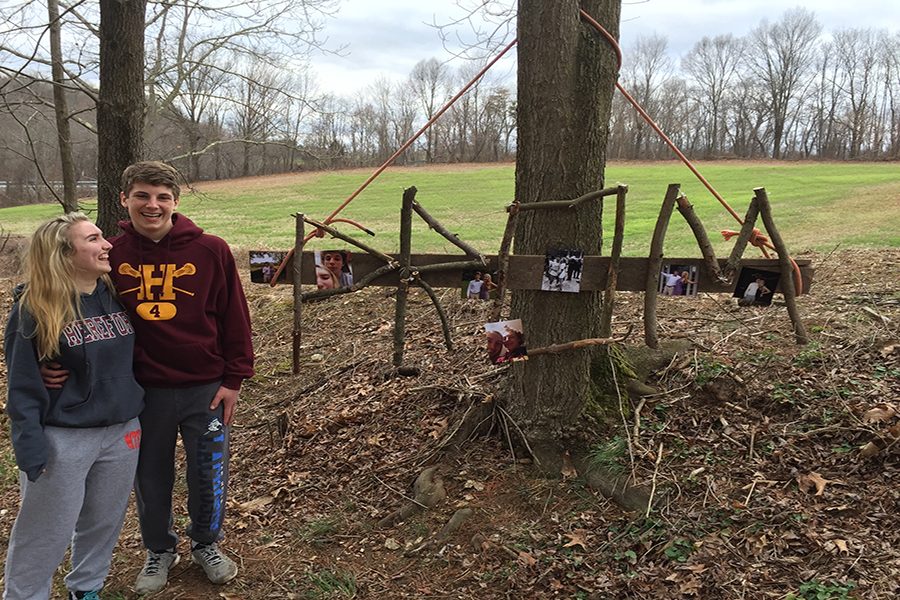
(0, 246), (898, 598)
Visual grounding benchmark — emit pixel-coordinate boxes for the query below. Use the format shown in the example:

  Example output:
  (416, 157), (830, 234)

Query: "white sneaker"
(191, 543), (238, 584)
(134, 549), (180, 594)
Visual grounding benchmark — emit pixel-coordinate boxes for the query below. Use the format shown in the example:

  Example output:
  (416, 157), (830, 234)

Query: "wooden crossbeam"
(250, 251), (814, 295)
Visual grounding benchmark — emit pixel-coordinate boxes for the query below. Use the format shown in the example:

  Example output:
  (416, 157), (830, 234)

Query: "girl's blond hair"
(19, 212), (113, 361)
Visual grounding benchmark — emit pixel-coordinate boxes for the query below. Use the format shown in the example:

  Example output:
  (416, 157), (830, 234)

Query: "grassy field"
(1, 160), (898, 256)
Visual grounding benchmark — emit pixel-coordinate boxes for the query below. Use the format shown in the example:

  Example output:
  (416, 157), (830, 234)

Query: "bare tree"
(619, 33), (673, 158)
(0, 0), (339, 195)
(883, 33), (900, 158)
(47, 0), (77, 211)
(745, 8), (821, 159)
(831, 28), (883, 158)
(409, 58), (449, 163)
(682, 34), (743, 158)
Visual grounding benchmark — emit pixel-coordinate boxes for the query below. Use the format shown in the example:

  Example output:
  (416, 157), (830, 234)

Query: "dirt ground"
(0, 243), (898, 599)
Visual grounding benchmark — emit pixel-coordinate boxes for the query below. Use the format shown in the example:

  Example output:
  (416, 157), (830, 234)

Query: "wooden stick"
(527, 333), (627, 357)
(511, 186), (621, 212)
(675, 195), (722, 282)
(600, 184), (627, 337)
(413, 275), (453, 351)
(415, 259), (489, 275)
(646, 442), (664, 518)
(754, 188), (809, 345)
(302, 216), (395, 264)
(491, 205), (519, 322)
(393, 187), (416, 366)
(300, 263), (399, 301)
(644, 184), (680, 348)
(412, 200), (486, 263)
(292, 214), (304, 374)
(724, 196), (761, 282)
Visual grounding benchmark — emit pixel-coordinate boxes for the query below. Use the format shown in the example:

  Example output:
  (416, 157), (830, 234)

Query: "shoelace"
(144, 552), (167, 575)
(195, 545), (224, 566)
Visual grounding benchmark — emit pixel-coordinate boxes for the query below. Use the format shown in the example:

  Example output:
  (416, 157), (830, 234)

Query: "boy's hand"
(210, 386), (239, 426)
(39, 362), (69, 389)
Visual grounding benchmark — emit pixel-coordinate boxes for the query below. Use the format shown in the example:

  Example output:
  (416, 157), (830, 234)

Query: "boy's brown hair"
(121, 161), (182, 199)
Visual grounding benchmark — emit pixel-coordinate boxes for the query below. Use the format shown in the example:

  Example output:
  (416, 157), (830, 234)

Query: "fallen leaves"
(859, 402), (900, 458)
(562, 529), (589, 551)
(796, 472), (831, 496)
(862, 402), (896, 424)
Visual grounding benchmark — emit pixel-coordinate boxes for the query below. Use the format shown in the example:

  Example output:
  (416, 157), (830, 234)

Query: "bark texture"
(96, 0), (146, 236)
(509, 0), (621, 467)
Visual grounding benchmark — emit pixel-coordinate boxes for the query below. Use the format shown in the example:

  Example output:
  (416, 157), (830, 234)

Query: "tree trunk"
(47, 0), (78, 213)
(508, 0), (621, 471)
(96, 0), (146, 236)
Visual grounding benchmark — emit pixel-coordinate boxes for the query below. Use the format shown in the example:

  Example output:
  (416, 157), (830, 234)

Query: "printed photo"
(541, 249), (584, 293)
(658, 264), (699, 296)
(484, 319), (528, 365)
(249, 251), (288, 284)
(315, 249), (353, 290)
(462, 269), (498, 300)
(734, 268), (780, 307)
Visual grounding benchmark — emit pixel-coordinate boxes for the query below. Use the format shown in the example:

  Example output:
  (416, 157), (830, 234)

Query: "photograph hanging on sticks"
(462, 269), (498, 300)
(734, 268), (780, 307)
(541, 249), (584, 293)
(315, 249), (354, 290)
(249, 251), (288, 284)
(658, 263), (700, 296)
(484, 319), (528, 365)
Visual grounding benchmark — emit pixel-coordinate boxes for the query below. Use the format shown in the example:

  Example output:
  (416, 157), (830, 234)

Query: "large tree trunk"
(508, 0), (621, 471)
(96, 0), (146, 236)
(48, 0), (78, 213)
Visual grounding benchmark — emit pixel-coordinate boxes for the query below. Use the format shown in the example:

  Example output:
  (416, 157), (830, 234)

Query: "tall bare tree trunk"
(96, 0), (146, 236)
(508, 0), (621, 471)
(47, 0), (78, 213)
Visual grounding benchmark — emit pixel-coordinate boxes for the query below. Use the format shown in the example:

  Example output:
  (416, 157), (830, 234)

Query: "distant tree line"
(1, 5), (898, 207)
(610, 8), (900, 161)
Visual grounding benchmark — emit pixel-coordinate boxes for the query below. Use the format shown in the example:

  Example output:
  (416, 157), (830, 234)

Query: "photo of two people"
(734, 268), (779, 306)
(658, 264), (699, 296)
(484, 319), (528, 365)
(462, 270), (498, 300)
(314, 249), (354, 290)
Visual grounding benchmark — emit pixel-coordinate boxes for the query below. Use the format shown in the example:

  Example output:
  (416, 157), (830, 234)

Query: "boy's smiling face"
(120, 182), (179, 241)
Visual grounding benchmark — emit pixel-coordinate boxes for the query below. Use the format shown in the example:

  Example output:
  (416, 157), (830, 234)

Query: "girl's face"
(322, 252), (344, 273)
(69, 220), (113, 280)
(503, 332), (522, 351)
(316, 266), (336, 290)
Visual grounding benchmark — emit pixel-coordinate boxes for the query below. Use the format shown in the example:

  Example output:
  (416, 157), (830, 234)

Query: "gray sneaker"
(134, 549), (180, 594)
(191, 543), (238, 584)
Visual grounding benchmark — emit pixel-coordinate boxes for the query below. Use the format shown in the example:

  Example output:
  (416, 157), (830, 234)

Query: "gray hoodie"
(4, 280), (144, 481)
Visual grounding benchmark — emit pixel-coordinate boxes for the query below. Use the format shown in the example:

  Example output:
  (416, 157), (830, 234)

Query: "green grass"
(1, 161), (898, 255)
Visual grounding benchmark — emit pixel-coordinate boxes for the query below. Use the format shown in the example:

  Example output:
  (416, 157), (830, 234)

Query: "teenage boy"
(43, 161), (254, 594)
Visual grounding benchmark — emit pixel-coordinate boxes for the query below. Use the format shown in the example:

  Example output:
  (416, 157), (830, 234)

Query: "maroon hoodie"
(109, 214), (254, 390)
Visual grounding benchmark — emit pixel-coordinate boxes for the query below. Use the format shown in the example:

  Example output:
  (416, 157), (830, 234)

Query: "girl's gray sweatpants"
(3, 418), (141, 599)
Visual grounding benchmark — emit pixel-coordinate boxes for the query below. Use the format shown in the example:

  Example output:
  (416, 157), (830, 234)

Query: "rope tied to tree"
(580, 8), (803, 294)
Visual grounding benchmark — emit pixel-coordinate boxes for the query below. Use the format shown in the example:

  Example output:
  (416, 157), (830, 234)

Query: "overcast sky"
(311, 0), (900, 97)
